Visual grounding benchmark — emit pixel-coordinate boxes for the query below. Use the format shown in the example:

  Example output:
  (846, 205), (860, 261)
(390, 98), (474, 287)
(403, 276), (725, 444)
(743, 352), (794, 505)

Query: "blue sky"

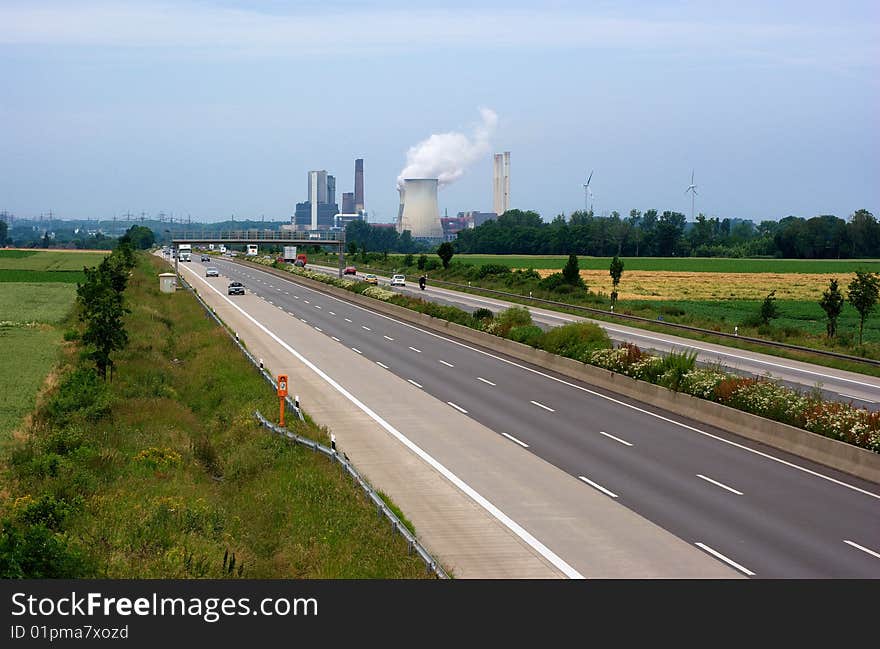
(1, 1), (877, 224)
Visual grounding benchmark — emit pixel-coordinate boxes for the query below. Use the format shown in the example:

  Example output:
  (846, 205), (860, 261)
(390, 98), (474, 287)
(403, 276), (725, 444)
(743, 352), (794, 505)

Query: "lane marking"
(377, 361), (389, 369)
(314, 327), (322, 332)
(362, 325), (371, 331)
(697, 474), (743, 496)
(695, 542), (754, 576)
(384, 335), (394, 341)
(578, 475), (618, 499)
(599, 431), (633, 447)
(351, 347), (362, 354)
(294, 295), (300, 299)
(843, 539), (880, 560)
(477, 377), (496, 386)
(345, 318), (353, 323)
(530, 400), (555, 412)
(329, 311), (336, 316)
(315, 305), (322, 309)
(447, 401), (468, 414)
(839, 393), (875, 403)
(502, 432), (529, 448)
(304, 300), (310, 304)
(300, 318), (307, 323)
(222, 260), (880, 501)
(409, 346), (422, 353)
(178, 262), (584, 578)
(439, 360), (454, 367)
(331, 336), (341, 342)
(408, 379), (423, 388)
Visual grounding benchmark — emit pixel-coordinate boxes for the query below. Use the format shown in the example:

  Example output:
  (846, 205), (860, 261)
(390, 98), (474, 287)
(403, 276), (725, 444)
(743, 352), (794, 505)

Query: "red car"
(343, 266), (357, 275)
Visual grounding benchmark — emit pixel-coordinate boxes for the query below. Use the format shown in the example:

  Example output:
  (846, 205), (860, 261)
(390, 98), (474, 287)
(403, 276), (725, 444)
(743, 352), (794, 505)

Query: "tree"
(76, 254), (130, 380)
(609, 256), (624, 305)
(848, 270), (880, 346)
(417, 254), (427, 270)
(436, 242), (454, 269)
(818, 278), (845, 339)
(759, 290), (779, 325)
(123, 224), (155, 250)
(347, 241), (357, 255)
(0, 219), (7, 245)
(562, 254), (580, 286)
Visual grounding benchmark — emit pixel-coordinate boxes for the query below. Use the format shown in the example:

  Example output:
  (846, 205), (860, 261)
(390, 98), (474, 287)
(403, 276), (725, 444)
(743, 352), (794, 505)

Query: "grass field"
(0, 269), (84, 283)
(0, 253), (429, 578)
(452, 255), (880, 274)
(0, 249), (109, 271)
(0, 327), (62, 438)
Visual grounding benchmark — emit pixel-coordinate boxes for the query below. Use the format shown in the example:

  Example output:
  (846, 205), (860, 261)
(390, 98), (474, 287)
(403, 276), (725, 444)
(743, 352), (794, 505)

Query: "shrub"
(538, 273), (567, 291)
(0, 520), (93, 578)
(539, 323), (610, 360)
(402, 254), (414, 267)
(494, 306), (533, 337)
(42, 367), (111, 426)
(476, 264), (512, 279)
(423, 258), (440, 271)
(508, 325), (544, 347)
(471, 308), (494, 321)
(655, 349), (698, 392)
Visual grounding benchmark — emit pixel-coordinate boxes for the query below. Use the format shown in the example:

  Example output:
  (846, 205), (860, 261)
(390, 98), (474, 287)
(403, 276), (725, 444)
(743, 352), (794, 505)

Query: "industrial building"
(293, 169), (339, 230)
(397, 178), (443, 240)
(493, 151), (510, 216)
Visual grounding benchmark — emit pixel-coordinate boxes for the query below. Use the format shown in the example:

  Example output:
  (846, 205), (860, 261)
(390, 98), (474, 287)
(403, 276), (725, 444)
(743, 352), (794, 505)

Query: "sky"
(1, 0), (878, 224)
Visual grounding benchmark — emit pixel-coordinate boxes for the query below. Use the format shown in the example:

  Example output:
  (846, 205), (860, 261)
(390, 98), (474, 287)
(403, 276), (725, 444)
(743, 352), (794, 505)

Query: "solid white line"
(345, 318), (352, 323)
(331, 336), (341, 342)
(530, 400), (555, 412)
(695, 542), (755, 576)
(839, 393), (875, 403)
(697, 474), (743, 496)
(447, 401), (468, 414)
(408, 379), (423, 388)
(439, 360), (454, 367)
(477, 377), (496, 386)
(502, 432), (529, 448)
(351, 347), (362, 354)
(362, 325), (371, 331)
(314, 327), (322, 332)
(599, 431), (633, 447)
(176, 261), (585, 579)
(376, 362), (389, 369)
(578, 476), (618, 498)
(409, 346), (422, 353)
(384, 335), (394, 341)
(226, 259), (880, 501)
(843, 539), (880, 559)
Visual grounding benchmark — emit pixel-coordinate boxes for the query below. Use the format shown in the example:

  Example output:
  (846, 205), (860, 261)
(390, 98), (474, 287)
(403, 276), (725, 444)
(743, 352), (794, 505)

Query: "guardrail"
(172, 267), (447, 579)
(347, 264), (880, 368)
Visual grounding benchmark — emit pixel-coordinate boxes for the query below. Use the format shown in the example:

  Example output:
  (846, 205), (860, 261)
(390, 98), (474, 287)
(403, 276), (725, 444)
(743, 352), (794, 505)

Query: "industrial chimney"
(398, 178), (442, 239)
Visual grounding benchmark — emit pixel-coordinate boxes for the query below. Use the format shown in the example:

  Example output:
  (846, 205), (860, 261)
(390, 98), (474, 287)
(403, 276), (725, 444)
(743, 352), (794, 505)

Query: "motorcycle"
(418, 276), (426, 290)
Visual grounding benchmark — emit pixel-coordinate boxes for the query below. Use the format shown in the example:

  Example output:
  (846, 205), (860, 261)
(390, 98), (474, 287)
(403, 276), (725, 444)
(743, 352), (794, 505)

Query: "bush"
(423, 258), (440, 271)
(507, 325), (544, 347)
(471, 308), (494, 321)
(539, 323), (610, 360)
(0, 520), (93, 578)
(402, 254), (414, 267)
(654, 349), (698, 391)
(538, 273), (567, 291)
(42, 367), (111, 426)
(476, 264), (512, 279)
(493, 306), (533, 337)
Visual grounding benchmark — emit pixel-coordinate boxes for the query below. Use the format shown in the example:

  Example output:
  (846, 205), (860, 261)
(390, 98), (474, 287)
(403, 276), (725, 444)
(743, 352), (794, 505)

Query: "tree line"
(453, 208), (880, 259)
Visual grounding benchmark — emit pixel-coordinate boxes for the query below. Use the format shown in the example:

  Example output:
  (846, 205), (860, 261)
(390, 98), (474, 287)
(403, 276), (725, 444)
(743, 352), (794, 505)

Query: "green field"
(0, 250), (109, 271)
(0, 283), (78, 325)
(0, 326), (62, 438)
(0, 269), (84, 283)
(451, 255), (880, 273)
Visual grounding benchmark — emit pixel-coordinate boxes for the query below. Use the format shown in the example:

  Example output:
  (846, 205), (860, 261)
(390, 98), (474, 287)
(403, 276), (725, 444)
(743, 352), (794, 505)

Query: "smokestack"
(327, 175), (336, 207)
(493, 152), (510, 215)
(398, 178), (442, 239)
(354, 158), (364, 213)
(342, 192), (355, 214)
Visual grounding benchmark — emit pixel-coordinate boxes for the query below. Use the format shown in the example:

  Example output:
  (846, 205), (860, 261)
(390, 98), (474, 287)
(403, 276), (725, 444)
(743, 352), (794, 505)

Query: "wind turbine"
(583, 170), (594, 213)
(685, 170), (698, 221)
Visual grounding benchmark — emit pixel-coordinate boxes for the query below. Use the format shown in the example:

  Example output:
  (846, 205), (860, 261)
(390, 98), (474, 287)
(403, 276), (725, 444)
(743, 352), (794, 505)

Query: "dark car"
(201, 255), (210, 262)
(227, 281), (245, 295)
(343, 266), (357, 275)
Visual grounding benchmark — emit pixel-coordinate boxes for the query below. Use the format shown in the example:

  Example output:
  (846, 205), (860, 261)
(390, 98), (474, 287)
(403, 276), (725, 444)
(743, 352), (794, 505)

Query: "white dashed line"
(345, 318), (352, 323)
(843, 540), (880, 560)
(408, 379), (423, 388)
(477, 377), (496, 386)
(331, 336), (341, 342)
(300, 318), (307, 323)
(409, 346), (422, 353)
(351, 347), (362, 354)
(502, 432), (529, 448)
(362, 325), (371, 331)
(376, 362), (389, 369)
(315, 305), (322, 309)
(438, 360), (454, 367)
(695, 543), (754, 576)
(697, 474), (743, 496)
(329, 311), (336, 316)
(384, 335), (394, 341)
(578, 476), (618, 499)
(447, 401), (468, 414)
(598, 431), (633, 447)
(530, 400), (555, 412)
(314, 327), (322, 332)
(304, 300), (310, 304)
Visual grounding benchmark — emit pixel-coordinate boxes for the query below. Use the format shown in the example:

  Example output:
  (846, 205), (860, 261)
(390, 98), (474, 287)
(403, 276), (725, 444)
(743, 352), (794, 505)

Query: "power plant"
(493, 151), (510, 216)
(397, 178), (443, 240)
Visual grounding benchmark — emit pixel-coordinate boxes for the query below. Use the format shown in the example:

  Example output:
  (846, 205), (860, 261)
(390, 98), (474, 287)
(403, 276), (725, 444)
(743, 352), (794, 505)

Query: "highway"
(187, 255), (880, 578)
(304, 262), (880, 408)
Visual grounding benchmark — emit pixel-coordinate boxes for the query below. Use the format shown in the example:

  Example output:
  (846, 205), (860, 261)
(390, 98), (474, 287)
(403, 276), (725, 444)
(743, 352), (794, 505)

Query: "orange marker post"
(277, 374), (288, 427)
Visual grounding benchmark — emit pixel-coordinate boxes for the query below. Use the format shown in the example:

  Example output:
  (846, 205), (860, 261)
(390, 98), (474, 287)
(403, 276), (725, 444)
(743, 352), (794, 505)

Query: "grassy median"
(0, 253), (430, 578)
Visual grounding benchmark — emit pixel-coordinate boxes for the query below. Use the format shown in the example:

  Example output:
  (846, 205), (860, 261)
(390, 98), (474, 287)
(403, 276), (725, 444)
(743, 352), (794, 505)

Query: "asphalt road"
(193, 255), (880, 578)
(304, 262), (880, 409)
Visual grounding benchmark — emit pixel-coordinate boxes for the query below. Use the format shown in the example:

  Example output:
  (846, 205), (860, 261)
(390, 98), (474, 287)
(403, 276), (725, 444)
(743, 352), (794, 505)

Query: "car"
(201, 255), (210, 262)
(293, 259), (305, 267)
(227, 281), (245, 295)
(390, 274), (406, 287)
(206, 267), (219, 277)
(343, 266), (357, 275)
(364, 274), (378, 285)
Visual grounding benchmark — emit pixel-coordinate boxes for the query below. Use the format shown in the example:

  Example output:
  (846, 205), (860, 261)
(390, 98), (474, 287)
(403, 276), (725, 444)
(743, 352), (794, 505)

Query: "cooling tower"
(398, 179), (442, 239)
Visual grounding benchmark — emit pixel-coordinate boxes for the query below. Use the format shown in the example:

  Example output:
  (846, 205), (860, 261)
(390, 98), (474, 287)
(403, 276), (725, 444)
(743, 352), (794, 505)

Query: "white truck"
(283, 246), (298, 262)
(177, 243), (192, 262)
(246, 244), (258, 256)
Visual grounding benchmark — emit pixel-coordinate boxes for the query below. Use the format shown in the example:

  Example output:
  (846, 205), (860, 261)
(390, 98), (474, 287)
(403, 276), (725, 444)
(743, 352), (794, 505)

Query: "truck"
(282, 246), (298, 262)
(177, 243), (192, 262)
(246, 244), (258, 256)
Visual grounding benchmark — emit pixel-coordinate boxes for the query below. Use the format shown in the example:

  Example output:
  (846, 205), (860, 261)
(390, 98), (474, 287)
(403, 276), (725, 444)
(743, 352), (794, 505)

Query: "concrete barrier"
(237, 259), (880, 484)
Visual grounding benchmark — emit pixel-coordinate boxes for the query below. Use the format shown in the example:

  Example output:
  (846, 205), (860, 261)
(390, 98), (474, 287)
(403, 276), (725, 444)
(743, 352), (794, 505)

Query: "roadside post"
(277, 374), (288, 426)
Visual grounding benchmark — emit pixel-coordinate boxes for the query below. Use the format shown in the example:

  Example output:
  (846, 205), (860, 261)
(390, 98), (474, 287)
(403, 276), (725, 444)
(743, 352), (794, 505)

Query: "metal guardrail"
(173, 267), (447, 579)
(345, 264), (880, 368)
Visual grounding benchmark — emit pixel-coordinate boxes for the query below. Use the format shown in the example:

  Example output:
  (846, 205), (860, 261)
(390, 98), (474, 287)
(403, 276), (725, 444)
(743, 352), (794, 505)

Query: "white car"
(390, 274), (406, 287)
(205, 267), (219, 277)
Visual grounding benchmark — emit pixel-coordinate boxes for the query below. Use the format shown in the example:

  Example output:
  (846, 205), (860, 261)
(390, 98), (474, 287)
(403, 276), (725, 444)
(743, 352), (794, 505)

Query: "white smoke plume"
(397, 108), (498, 189)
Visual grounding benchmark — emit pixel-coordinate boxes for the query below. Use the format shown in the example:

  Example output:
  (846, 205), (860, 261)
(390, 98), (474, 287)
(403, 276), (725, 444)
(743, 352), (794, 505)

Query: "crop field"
(454, 254), (880, 274)
(0, 249), (109, 271)
(0, 326), (62, 437)
(0, 283), (78, 325)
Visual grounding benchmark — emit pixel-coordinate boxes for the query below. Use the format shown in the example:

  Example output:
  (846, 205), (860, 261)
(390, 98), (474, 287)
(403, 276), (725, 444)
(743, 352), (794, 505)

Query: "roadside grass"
(0, 250), (108, 271)
(0, 283), (78, 324)
(0, 253), (430, 578)
(0, 326), (62, 439)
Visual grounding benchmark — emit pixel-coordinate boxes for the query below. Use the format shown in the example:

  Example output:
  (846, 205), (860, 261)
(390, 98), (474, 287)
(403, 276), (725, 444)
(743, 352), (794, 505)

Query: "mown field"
(0, 253), (429, 578)
(0, 326), (62, 438)
(0, 283), (78, 324)
(0, 249), (109, 271)
(452, 254), (880, 274)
